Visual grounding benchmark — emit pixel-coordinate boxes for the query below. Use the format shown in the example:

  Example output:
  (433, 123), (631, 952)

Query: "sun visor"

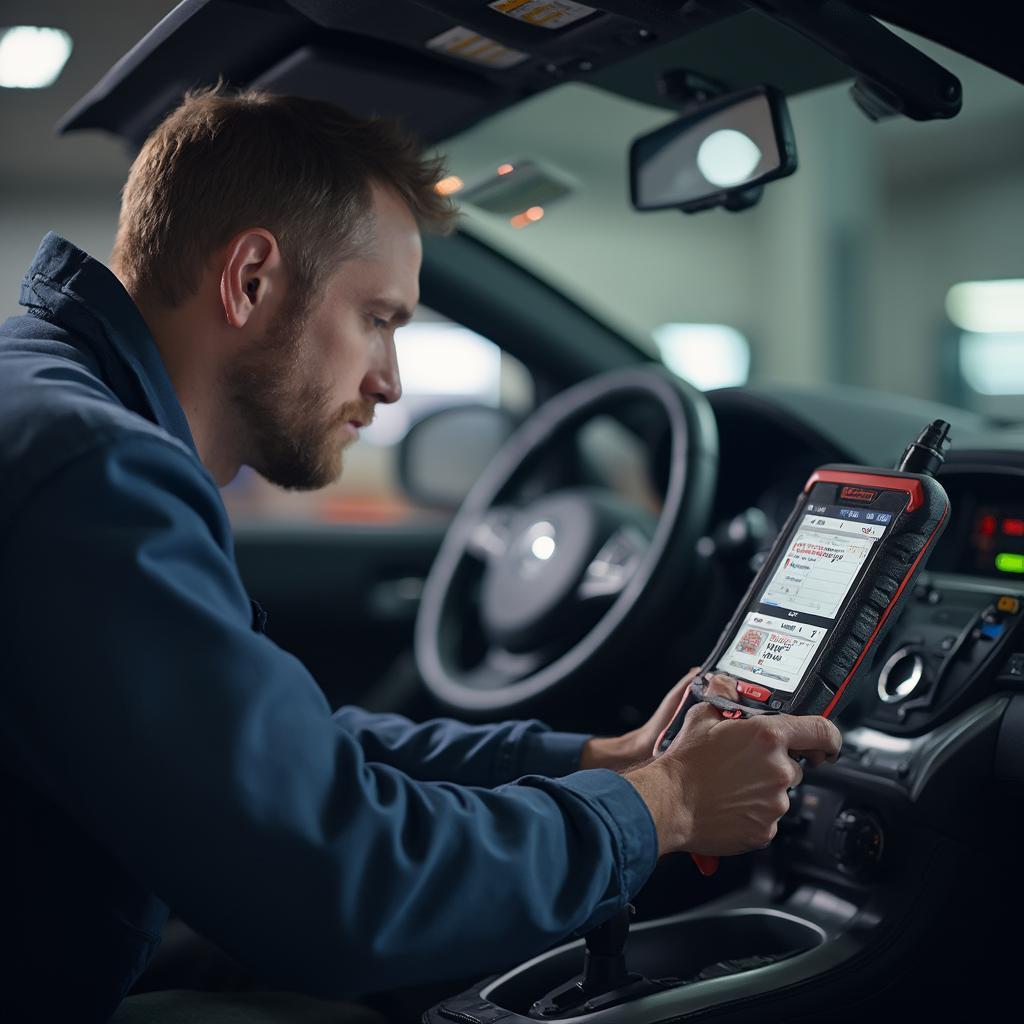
(56, 0), (739, 149)
(250, 46), (495, 143)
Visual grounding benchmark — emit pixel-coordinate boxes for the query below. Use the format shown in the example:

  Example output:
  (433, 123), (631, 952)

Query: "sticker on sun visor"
(426, 26), (529, 68)
(489, 0), (596, 29)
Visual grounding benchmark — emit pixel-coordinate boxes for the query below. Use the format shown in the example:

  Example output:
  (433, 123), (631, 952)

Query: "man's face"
(228, 185), (421, 490)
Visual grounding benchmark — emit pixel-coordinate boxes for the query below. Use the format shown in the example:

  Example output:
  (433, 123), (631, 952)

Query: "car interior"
(4, 1), (1024, 1021)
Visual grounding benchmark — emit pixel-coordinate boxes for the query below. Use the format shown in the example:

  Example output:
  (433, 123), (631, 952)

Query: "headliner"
(57, 1), (1024, 149)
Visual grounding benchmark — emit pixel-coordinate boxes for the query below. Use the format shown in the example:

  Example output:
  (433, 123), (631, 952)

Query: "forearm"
(580, 733), (654, 774)
(334, 705), (591, 786)
(0, 441), (659, 998)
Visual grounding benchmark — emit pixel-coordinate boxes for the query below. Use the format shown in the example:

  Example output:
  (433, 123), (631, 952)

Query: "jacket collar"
(19, 232), (198, 457)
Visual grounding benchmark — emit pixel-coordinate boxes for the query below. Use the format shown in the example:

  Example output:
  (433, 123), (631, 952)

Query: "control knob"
(827, 808), (884, 874)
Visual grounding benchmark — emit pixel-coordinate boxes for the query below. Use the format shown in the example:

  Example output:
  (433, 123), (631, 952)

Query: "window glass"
(947, 279), (1024, 418)
(654, 323), (751, 390)
(959, 332), (1024, 393)
(435, 31), (1024, 420)
(221, 306), (533, 524)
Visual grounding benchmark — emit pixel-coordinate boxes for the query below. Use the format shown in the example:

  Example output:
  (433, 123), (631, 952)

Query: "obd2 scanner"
(655, 420), (952, 875)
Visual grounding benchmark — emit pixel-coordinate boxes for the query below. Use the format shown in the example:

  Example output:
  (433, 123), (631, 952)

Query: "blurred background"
(2, 1), (1022, 525)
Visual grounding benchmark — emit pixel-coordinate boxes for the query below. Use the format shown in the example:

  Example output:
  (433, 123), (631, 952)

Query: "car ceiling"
(58, 1), (1024, 151)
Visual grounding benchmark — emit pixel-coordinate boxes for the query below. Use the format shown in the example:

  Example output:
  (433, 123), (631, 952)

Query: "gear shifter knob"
(580, 904), (634, 994)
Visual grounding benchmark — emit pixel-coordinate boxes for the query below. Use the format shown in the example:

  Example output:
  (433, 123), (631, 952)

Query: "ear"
(219, 229), (283, 329)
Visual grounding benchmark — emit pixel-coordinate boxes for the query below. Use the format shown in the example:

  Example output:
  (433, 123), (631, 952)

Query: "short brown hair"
(111, 86), (456, 307)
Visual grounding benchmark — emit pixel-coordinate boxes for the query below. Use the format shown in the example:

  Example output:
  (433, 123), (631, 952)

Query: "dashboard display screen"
(716, 502), (894, 693)
(969, 507), (1024, 577)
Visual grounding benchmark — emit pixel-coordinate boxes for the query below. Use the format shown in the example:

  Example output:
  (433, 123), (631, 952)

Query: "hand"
(579, 666), (703, 772)
(625, 674), (842, 858)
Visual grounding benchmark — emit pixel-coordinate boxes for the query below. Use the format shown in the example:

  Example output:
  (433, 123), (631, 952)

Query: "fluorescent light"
(959, 333), (1024, 395)
(946, 280), (1024, 333)
(654, 323), (751, 390)
(697, 129), (762, 188)
(0, 26), (72, 89)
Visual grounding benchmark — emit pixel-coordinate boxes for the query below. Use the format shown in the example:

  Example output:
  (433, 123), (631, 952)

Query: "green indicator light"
(995, 552), (1024, 574)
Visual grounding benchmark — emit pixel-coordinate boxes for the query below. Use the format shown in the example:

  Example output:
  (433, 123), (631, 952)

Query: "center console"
(427, 565), (1024, 1023)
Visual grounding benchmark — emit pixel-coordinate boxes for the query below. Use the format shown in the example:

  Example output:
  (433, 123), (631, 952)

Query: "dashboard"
(928, 476), (1024, 579)
(692, 386), (1024, 888)
(702, 387), (1024, 734)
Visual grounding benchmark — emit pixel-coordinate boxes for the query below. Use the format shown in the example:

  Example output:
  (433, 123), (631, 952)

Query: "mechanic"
(0, 88), (841, 1024)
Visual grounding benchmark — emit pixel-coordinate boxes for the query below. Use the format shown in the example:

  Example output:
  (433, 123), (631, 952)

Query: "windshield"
(439, 33), (1024, 422)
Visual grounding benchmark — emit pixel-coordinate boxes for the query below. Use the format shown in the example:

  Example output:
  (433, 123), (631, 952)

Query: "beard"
(225, 298), (374, 491)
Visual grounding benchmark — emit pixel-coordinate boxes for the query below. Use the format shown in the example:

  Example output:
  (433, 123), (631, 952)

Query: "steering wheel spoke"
(457, 646), (549, 691)
(465, 505), (518, 563)
(578, 525), (651, 601)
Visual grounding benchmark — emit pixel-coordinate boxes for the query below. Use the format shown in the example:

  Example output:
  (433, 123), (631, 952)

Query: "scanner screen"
(716, 504), (891, 694)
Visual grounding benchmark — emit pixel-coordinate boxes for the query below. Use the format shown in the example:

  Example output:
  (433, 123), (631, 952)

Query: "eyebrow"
(373, 299), (416, 326)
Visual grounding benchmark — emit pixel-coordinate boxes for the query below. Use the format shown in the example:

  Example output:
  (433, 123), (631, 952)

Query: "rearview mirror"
(630, 85), (797, 214)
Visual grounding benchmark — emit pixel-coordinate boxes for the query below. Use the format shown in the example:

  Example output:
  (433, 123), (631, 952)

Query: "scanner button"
(738, 682), (771, 702)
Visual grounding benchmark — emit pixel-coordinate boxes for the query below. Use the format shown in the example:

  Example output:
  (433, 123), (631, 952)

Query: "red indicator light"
(1002, 518), (1024, 537)
(979, 515), (997, 536)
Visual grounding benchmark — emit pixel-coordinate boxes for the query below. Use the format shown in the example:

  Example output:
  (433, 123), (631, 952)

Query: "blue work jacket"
(0, 234), (658, 1022)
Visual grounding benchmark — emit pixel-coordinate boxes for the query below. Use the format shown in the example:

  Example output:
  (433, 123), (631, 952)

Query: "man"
(0, 88), (841, 1022)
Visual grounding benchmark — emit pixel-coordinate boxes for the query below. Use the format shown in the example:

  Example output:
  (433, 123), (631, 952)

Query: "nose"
(362, 332), (402, 405)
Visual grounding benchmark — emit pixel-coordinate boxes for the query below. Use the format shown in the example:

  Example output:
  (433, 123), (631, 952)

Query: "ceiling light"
(509, 207), (545, 229)
(435, 175), (464, 196)
(459, 159), (575, 217)
(946, 280), (1024, 333)
(0, 26), (72, 89)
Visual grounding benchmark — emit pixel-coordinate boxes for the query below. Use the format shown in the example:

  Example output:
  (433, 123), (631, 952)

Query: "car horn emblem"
(517, 520), (556, 578)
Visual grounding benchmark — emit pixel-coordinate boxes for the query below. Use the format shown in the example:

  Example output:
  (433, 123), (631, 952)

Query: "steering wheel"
(414, 365), (719, 715)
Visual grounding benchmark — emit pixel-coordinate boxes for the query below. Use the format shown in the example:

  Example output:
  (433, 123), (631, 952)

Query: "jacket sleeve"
(0, 436), (658, 998)
(332, 706), (591, 786)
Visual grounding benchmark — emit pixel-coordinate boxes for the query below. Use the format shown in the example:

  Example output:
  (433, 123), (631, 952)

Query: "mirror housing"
(397, 405), (517, 511)
(630, 85), (797, 214)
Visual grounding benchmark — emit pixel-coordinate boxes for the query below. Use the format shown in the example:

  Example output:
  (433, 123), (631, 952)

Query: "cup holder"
(485, 908), (826, 1018)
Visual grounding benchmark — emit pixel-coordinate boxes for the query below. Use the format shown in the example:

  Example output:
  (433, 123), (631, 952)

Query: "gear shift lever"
(579, 904), (634, 995)
(529, 905), (664, 1019)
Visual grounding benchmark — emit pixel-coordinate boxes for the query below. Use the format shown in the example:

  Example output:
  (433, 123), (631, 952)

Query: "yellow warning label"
(489, 0), (596, 30)
(426, 26), (529, 69)
(998, 595), (1020, 614)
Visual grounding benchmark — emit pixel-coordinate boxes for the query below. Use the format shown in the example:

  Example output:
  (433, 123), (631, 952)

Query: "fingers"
(656, 666), (702, 714)
(775, 715), (843, 762)
(701, 672), (740, 701)
(791, 748), (838, 768)
(675, 672), (742, 739)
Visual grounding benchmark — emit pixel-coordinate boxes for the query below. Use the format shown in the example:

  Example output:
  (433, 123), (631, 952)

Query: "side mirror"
(397, 405), (517, 511)
(630, 85), (797, 214)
